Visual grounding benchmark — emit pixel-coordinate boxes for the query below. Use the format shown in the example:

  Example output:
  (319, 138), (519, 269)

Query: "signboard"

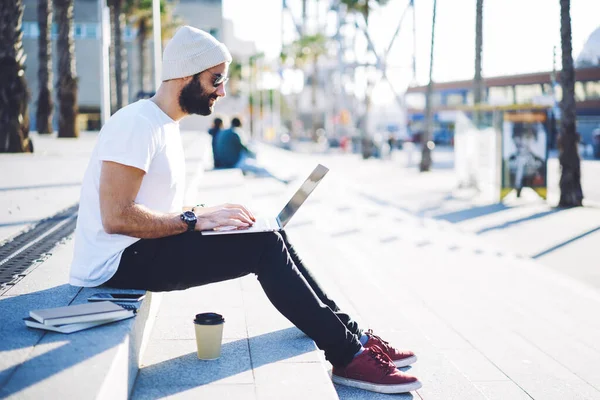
(501, 111), (548, 200)
(454, 111), (500, 202)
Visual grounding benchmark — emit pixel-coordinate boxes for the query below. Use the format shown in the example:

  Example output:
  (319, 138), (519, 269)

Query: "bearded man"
(69, 26), (421, 395)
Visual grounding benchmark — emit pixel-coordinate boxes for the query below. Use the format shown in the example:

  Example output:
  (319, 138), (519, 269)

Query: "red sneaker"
(332, 346), (422, 394)
(364, 329), (417, 367)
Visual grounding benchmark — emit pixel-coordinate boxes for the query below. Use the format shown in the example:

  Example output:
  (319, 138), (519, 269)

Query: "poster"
(501, 111), (548, 200)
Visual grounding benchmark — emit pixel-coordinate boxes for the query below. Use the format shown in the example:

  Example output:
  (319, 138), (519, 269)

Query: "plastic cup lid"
(194, 312), (225, 325)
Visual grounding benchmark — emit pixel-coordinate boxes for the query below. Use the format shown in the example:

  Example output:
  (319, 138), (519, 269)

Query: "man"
(214, 117), (288, 183)
(70, 26), (421, 394)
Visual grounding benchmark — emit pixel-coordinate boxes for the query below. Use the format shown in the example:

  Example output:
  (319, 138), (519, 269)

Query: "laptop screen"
(277, 164), (329, 227)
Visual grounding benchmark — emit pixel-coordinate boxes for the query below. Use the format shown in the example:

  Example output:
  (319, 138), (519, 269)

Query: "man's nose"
(215, 84), (226, 97)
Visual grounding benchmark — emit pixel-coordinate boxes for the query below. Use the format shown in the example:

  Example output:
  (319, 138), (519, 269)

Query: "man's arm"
(99, 161), (256, 238)
(99, 161), (186, 238)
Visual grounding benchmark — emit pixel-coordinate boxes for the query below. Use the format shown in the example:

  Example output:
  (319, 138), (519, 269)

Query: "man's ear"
(180, 75), (194, 86)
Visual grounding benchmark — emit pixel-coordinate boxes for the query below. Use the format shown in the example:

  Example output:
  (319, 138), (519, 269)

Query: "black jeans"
(105, 230), (362, 368)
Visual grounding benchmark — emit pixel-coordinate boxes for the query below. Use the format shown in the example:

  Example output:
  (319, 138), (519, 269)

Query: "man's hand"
(194, 203), (256, 231)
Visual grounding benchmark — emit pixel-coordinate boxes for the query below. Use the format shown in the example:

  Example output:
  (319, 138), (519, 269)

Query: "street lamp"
(98, 0), (110, 126)
(152, 0), (162, 91)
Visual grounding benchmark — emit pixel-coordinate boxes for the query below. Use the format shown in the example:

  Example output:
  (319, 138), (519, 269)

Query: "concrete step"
(132, 169), (339, 399)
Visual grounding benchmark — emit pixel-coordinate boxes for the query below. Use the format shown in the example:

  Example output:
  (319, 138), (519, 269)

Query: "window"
(575, 81), (586, 101)
(123, 25), (134, 41)
(30, 22), (40, 38)
(74, 23), (84, 38)
(515, 84), (543, 104)
(405, 93), (425, 109)
(22, 22), (40, 38)
(554, 85), (562, 102)
(85, 23), (98, 39)
(584, 80), (600, 100)
(446, 93), (465, 106)
(488, 86), (513, 104)
(466, 91), (474, 105)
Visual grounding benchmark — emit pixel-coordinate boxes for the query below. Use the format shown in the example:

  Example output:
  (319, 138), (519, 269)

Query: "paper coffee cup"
(193, 312), (225, 360)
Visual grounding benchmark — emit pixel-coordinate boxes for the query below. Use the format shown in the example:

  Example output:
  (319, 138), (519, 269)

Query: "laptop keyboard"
(250, 218), (272, 230)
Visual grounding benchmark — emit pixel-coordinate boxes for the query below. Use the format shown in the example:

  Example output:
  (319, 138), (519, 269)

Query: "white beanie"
(161, 26), (232, 81)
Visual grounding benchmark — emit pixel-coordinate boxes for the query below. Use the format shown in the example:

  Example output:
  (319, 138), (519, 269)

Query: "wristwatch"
(180, 211), (197, 232)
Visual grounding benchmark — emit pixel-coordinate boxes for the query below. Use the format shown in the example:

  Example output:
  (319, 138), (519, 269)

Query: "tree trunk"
(420, 0), (437, 171)
(362, 6), (373, 158)
(473, 0), (484, 127)
(36, 0), (53, 134)
(301, 0), (307, 34)
(138, 17), (149, 96)
(558, 0), (583, 207)
(109, 0), (127, 111)
(0, 0), (32, 152)
(55, 0), (79, 138)
(311, 54), (319, 136)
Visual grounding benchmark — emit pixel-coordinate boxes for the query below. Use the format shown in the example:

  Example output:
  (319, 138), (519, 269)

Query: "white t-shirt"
(70, 100), (185, 287)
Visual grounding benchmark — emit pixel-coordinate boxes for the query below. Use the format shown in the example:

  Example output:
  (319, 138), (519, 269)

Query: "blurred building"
(21, 0), (255, 132)
(405, 66), (600, 146)
(577, 26), (600, 67)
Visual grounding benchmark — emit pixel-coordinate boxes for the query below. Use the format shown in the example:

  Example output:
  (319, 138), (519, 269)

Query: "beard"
(178, 75), (218, 116)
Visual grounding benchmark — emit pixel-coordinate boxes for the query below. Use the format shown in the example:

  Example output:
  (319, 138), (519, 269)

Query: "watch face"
(183, 211), (196, 221)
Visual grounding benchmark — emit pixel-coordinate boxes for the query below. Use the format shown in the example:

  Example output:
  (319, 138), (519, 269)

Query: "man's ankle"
(359, 334), (368, 346)
(353, 346), (365, 358)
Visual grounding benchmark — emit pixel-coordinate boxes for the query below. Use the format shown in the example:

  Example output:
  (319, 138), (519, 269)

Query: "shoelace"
(367, 329), (392, 353)
(367, 345), (396, 375)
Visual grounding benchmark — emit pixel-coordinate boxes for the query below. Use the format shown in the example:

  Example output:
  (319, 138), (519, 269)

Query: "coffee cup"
(193, 312), (225, 360)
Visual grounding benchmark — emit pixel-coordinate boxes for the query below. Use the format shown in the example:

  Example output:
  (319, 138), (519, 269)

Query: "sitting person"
(215, 117), (290, 184)
(68, 26), (421, 395)
(208, 117), (224, 168)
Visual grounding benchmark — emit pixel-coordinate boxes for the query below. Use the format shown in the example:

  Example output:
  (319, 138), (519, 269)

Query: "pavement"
(1, 132), (600, 399)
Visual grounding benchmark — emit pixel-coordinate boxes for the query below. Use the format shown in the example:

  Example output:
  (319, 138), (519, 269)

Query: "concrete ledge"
(0, 238), (159, 399)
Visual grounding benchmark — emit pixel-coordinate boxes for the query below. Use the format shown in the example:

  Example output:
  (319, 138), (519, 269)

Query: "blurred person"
(208, 117), (224, 168)
(69, 26), (421, 395)
(214, 117), (291, 184)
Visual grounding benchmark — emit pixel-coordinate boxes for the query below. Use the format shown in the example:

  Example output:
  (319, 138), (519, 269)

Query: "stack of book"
(24, 301), (135, 334)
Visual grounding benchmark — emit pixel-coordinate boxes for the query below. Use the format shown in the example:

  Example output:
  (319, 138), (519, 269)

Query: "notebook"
(202, 164), (329, 235)
(29, 301), (133, 326)
(23, 313), (135, 334)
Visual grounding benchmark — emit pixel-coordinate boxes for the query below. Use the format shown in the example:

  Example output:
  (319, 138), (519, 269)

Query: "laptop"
(201, 164), (329, 235)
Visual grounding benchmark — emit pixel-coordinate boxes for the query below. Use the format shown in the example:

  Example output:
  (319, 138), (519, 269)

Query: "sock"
(353, 347), (365, 358)
(359, 334), (369, 346)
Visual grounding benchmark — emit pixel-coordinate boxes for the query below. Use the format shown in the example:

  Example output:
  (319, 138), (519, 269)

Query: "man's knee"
(253, 231), (289, 274)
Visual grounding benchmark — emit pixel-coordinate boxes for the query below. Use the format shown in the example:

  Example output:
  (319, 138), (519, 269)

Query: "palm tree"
(287, 33), (328, 137)
(227, 59), (243, 97)
(55, 0), (79, 138)
(126, 0), (180, 97)
(341, 0), (390, 156)
(558, 0), (583, 207)
(108, 0), (127, 111)
(419, 0), (437, 171)
(0, 0), (32, 152)
(36, 0), (53, 134)
(473, 0), (484, 127)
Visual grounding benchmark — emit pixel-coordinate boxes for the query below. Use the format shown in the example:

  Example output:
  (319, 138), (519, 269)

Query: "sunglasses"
(210, 73), (229, 88)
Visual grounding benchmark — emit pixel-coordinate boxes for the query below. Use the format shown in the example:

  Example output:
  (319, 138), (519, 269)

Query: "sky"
(223, 0), (599, 102)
